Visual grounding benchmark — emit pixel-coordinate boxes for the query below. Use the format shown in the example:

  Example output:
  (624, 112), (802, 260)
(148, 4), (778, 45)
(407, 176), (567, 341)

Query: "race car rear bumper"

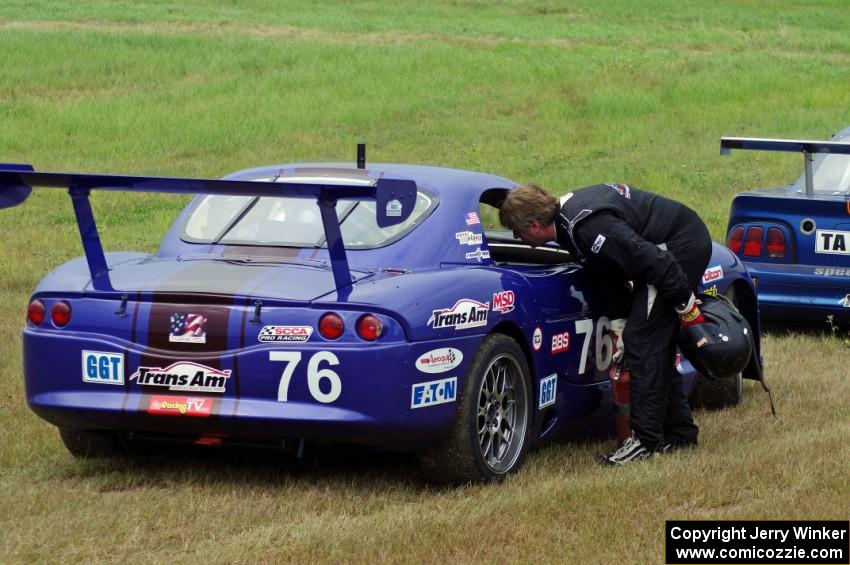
(745, 262), (850, 323)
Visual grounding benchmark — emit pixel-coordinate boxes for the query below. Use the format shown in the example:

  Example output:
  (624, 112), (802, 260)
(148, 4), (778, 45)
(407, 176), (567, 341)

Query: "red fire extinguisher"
(610, 361), (631, 447)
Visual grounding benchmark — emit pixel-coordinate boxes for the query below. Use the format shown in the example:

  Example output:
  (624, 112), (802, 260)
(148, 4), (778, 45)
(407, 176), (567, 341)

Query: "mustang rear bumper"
(746, 262), (850, 322)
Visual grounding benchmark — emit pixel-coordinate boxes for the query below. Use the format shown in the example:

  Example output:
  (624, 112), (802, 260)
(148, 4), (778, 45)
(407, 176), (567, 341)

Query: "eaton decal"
(428, 299), (489, 330)
(416, 348), (463, 374)
(169, 312), (207, 344)
(455, 231), (483, 246)
(130, 361), (231, 394)
(539, 373), (557, 409)
(550, 331), (570, 354)
(148, 395), (213, 417)
(702, 265), (724, 284)
(411, 377), (457, 409)
(82, 350), (124, 385)
(492, 290), (516, 314)
(258, 325), (313, 343)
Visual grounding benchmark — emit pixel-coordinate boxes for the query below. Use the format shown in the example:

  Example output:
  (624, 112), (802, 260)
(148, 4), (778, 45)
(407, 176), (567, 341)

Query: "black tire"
(690, 287), (744, 410)
(417, 334), (533, 484)
(59, 428), (124, 458)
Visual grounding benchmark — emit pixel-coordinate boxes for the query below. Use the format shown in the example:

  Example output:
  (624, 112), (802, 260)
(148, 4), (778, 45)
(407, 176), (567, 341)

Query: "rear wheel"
(690, 287), (744, 410)
(418, 334), (533, 483)
(59, 428), (124, 458)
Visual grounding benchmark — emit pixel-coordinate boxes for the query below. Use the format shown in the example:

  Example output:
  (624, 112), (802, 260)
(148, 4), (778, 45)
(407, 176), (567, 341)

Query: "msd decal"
(538, 374), (557, 409)
(411, 377), (457, 409)
(169, 313), (207, 344)
(416, 347), (463, 374)
(492, 290), (516, 314)
(428, 299), (489, 330)
(532, 327), (543, 351)
(702, 265), (723, 284)
(455, 231), (483, 246)
(258, 325), (313, 343)
(550, 331), (570, 354)
(130, 361), (231, 394)
(148, 395), (213, 417)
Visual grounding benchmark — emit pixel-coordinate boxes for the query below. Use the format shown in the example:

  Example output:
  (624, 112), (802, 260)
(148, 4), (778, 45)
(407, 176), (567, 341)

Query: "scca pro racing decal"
(492, 290), (516, 314)
(428, 299), (489, 330)
(702, 265), (723, 284)
(416, 347), (463, 374)
(169, 312), (207, 344)
(130, 361), (231, 394)
(411, 377), (457, 409)
(148, 395), (213, 417)
(258, 325), (313, 343)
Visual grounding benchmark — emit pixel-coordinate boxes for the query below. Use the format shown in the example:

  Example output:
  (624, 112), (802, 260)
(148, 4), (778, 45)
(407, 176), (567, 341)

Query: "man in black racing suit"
(499, 182), (712, 465)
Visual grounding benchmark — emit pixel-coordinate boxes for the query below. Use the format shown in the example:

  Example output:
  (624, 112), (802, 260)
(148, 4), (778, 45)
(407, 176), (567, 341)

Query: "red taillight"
(743, 226), (764, 257)
(319, 312), (344, 340)
(51, 301), (72, 327)
(356, 314), (383, 341)
(766, 227), (786, 258)
(726, 226), (744, 254)
(27, 300), (46, 325)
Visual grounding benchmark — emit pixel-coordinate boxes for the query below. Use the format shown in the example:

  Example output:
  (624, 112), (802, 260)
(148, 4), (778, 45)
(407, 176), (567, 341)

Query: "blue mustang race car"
(0, 160), (762, 482)
(722, 126), (850, 325)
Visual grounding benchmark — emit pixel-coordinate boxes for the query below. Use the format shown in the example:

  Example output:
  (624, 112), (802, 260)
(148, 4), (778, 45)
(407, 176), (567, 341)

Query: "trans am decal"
(169, 313), (207, 344)
(455, 231), (483, 246)
(411, 377), (457, 409)
(147, 395), (213, 417)
(492, 290), (516, 314)
(428, 299), (489, 330)
(130, 361), (231, 394)
(82, 350), (124, 385)
(416, 348), (463, 374)
(258, 325), (313, 343)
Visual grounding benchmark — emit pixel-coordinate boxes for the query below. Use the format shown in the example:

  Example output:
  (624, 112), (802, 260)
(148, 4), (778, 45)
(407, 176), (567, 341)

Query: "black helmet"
(678, 294), (754, 380)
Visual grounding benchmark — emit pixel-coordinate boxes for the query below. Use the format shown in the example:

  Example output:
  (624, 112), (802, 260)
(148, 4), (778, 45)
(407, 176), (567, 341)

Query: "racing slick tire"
(417, 334), (533, 484)
(59, 428), (124, 458)
(689, 288), (744, 410)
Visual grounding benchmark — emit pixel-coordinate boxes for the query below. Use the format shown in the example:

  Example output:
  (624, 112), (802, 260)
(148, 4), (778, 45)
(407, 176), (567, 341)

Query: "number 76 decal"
(574, 317), (614, 375)
(270, 351), (341, 403)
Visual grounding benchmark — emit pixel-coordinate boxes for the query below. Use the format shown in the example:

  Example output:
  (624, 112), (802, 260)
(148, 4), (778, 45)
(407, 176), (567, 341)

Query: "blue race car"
(1, 160), (762, 482)
(722, 126), (850, 325)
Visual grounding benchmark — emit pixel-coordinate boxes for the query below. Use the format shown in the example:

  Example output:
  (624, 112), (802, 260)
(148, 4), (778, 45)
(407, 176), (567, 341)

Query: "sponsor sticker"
(455, 231), (483, 246)
(539, 373), (557, 409)
(411, 377), (457, 409)
(465, 248), (491, 262)
(492, 290), (516, 314)
(703, 285), (718, 297)
(816, 229), (850, 254)
(169, 313), (207, 344)
(607, 183), (631, 199)
(465, 212), (480, 226)
(840, 294), (850, 308)
(532, 327), (543, 351)
(702, 265), (723, 284)
(415, 348), (463, 374)
(428, 299), (489, 330)
(386, 199), (402, 217)
(550, 331), (570, 354)
(591, 234), (606, 254)
(258, 325), (313, 343)
(147, 395), (213, 417)
(130, 361), (232, 394)
(815, 267), (850, 276)
(82, 350), (124, 385)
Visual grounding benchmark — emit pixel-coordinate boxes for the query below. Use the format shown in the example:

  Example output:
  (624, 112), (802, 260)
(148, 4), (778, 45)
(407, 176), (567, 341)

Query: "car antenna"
(357, 142), (365, 169)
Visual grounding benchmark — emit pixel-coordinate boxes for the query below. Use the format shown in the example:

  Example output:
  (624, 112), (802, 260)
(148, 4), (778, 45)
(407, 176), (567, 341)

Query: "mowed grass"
(1, 1), (849, 561)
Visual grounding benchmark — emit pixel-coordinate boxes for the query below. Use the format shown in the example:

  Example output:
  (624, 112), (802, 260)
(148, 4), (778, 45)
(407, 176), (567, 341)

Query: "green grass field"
(1, 2), (849, 561)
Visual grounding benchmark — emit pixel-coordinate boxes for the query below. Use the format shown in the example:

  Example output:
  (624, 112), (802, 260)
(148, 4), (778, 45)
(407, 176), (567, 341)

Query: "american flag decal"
(169, 313), (207, 344)
(465, 212), (480, 226)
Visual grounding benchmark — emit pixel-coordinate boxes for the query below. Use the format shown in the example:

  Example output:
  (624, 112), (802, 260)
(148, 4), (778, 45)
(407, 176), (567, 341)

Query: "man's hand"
(676, 294), (705, 327)
(610, 318), (626, 362)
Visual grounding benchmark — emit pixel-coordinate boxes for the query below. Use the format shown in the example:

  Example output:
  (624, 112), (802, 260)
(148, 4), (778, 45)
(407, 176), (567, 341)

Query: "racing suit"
(554, 183), (712, 450)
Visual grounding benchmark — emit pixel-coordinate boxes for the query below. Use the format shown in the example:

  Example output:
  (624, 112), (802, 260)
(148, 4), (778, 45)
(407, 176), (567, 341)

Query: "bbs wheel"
(418, 334), (533, 483)
(690, 287), (744, 410)
(59, 428), (123, 458)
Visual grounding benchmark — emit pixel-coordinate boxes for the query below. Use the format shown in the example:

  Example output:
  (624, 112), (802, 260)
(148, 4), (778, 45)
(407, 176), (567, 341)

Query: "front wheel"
(418, 334), (533, 483)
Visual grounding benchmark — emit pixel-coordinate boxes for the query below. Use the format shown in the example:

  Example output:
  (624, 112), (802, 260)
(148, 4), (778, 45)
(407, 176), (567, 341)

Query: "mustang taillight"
(744, 226), (764, 257)
(51, 301), (72, 327)
(766, 227), (786, 258)
(727, 226), (744, 254)
(319, 312), (344, 340)
(27, 300), (46, 325)
(356, 314), (383, 341)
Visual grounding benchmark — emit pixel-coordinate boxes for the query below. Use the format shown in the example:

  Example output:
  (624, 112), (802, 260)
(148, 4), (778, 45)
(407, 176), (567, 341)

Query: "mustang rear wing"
(0, 164), (417, 292)
(720, 136), (850, 197)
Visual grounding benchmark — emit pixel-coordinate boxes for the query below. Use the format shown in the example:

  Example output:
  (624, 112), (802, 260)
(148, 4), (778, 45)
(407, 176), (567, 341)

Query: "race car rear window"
(792, 153), (850, 194)
(182, 191), (435, 248)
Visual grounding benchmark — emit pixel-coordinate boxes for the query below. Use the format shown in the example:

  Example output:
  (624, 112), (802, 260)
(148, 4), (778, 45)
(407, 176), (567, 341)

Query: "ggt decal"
(82, 351), (124, 385)
(539, 374), (557, 409)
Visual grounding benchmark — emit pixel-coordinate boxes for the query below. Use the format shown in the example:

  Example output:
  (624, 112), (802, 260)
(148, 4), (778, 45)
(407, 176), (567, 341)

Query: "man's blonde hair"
(499, 183), (559, 231)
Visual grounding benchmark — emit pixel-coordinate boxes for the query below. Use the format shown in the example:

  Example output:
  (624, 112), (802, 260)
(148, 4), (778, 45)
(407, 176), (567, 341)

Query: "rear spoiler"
(720, 136), (850, 197)
(0, 165), (417, 292)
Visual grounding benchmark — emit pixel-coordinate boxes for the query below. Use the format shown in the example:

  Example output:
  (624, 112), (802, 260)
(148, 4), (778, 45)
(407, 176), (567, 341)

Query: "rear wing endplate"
(0, 165), (417, 292)
(720, 136), (850, 198)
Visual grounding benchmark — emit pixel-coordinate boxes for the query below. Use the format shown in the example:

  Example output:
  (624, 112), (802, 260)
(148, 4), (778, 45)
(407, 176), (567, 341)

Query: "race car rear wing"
(0, 165), (417, 292)
(720, 136), (850, 198)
